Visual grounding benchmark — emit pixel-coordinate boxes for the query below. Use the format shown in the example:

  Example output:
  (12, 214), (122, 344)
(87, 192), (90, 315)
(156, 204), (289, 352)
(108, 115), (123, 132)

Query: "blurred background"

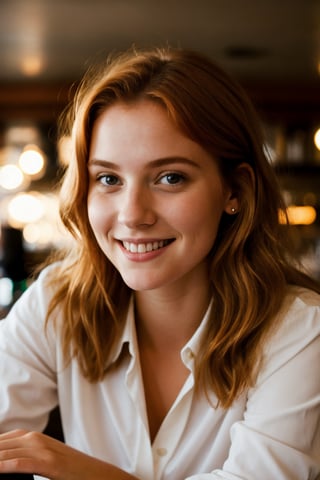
(0, 0), (320, 316)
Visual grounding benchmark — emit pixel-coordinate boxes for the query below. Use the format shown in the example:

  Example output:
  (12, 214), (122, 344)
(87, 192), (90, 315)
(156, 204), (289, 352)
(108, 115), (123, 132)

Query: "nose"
(117, 184), (156, 228)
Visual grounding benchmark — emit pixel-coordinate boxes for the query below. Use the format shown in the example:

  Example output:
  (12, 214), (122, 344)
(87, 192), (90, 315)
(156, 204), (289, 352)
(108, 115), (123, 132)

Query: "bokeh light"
(19, 145), (45, 176)
(0, 164), (25, 190)
(7, 192), (45, 227)
(279, 206), (317, 225)
(314, 128), (320, 151)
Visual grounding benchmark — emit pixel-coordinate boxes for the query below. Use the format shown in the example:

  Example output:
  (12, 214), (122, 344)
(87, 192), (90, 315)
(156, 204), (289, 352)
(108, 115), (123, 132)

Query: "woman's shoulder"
(31, 260), (68, 295)
(284, 285), (320, 319)
(35, 260), (64, 283)
(258, 286), (320, 381)
(251, 287), (320, 386)
(290, 285), (320, 305)
(274, 285), (320, 341)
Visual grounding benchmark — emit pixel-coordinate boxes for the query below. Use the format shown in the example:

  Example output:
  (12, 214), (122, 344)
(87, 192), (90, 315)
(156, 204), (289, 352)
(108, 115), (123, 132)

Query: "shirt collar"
(180, 298), (213, 370)
(110, 296), (213, 369)
(109, 296), (137, 364)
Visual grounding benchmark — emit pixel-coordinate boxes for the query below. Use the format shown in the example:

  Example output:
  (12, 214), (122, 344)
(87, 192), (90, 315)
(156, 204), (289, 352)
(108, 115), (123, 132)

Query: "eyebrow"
(88, 157), (201, 170)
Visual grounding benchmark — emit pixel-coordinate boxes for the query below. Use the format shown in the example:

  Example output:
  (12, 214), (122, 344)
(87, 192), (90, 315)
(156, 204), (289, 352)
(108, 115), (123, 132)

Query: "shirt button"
(156, 447), (168, 456)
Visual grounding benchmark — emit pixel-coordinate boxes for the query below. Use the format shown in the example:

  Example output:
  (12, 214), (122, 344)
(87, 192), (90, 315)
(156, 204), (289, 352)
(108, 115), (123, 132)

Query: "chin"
(120, 274), (166, 292)
(124, 281), (163, 292)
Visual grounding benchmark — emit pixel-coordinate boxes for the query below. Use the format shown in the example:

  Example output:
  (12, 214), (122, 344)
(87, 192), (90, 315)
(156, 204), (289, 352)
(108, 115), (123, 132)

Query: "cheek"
(174, 191), (225, 236)
(87, 195), (109, 233)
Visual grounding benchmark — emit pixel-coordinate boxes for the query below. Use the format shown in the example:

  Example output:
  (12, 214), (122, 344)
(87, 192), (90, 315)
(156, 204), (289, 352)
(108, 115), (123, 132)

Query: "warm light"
(314, 128), (320, 151)
(19, 145), (45, 176)
(23, 221), (55, 245)
(58, 135), (73, 166)
(23, 223), (42, 244)
(279, 206), (317, 225)
(4, 126), (40, 145)
(0, 164), (24, 190)
(8, 192), (45, 227)
(21, 55), (43, 77)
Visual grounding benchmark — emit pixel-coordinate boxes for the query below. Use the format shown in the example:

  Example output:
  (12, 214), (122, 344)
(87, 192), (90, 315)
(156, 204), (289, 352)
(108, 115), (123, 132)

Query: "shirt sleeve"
(0, 265), (59, 433)
(186, 290), (320, 480)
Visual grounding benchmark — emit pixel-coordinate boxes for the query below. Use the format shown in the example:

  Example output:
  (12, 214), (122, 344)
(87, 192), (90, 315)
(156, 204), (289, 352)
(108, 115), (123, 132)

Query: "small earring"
(231, 207), (236, 213)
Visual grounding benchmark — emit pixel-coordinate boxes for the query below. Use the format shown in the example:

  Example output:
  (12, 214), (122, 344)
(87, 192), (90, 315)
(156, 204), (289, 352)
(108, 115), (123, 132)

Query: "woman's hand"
(0, 430), (138, 480)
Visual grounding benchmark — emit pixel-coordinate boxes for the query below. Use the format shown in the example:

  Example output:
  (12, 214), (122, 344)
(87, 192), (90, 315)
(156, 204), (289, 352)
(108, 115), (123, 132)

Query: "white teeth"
(123, 240), (168, 253)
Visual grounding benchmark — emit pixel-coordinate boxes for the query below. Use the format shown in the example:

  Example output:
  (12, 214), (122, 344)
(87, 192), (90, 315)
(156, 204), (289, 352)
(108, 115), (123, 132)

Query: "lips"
(122, 239), (173, 253)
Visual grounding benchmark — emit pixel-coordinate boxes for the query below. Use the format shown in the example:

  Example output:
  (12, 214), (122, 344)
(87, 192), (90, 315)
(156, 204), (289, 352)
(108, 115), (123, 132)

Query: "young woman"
(0, 47), (319, 480)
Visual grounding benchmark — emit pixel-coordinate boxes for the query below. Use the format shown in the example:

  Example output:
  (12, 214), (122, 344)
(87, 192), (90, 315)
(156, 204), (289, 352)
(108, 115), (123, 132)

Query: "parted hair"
(47, 46), (320, 407)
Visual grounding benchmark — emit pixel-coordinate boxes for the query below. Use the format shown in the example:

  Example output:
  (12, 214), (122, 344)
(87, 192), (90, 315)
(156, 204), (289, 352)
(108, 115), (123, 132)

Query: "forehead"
(89, 100), (209, 163)
(91, 100), (175, 138)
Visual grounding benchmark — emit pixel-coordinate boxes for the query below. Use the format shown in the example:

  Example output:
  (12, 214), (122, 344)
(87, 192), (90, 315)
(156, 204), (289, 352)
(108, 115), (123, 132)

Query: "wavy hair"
(47, 46), (320, 407)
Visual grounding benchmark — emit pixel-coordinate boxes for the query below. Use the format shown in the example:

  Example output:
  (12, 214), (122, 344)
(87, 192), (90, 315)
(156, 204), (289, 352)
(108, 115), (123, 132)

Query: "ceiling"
(1, 0), (320, 86)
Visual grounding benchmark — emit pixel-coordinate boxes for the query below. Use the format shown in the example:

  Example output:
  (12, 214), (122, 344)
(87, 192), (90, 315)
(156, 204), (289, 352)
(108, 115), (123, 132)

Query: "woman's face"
(87, 100), (237, 293)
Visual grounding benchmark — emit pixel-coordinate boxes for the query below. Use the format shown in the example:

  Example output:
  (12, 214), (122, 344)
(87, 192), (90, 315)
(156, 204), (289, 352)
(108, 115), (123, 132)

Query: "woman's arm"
(0, 430), (139, 480)
(0, 266), (60, 434)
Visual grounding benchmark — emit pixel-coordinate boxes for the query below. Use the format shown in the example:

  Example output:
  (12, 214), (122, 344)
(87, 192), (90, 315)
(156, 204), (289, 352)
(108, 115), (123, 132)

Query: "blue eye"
(160, 173), (185, 185)
(98, 174), (119, 186)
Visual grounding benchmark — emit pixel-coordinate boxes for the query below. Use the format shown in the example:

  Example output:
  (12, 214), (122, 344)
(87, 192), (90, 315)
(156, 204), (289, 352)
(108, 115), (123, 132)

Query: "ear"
(223, 162), (255, 215)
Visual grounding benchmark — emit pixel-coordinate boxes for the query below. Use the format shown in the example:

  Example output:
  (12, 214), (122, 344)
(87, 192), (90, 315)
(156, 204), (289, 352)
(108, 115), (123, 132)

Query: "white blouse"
(0, 265), (319, 480)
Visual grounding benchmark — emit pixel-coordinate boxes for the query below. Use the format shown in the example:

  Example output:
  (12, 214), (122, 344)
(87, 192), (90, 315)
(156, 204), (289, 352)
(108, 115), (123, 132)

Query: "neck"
(134, 279), (212, 352)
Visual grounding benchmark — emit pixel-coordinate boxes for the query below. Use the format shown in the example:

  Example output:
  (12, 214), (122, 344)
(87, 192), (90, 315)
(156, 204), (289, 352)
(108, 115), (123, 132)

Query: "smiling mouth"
(122, 239), (174, 253)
